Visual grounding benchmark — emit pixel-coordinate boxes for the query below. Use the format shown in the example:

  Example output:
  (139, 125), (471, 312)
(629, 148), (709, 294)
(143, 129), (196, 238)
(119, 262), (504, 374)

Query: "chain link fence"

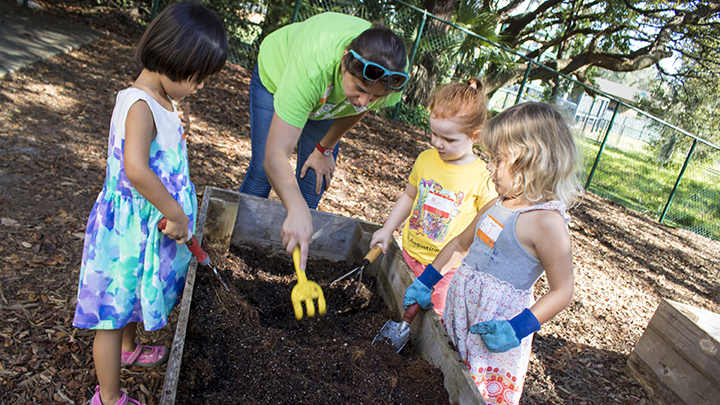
(151, 0), (720, 241)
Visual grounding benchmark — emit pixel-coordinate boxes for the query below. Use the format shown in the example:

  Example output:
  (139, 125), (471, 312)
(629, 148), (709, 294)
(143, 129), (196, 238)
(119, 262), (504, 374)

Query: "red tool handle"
(157, 217), (209, 266)
(402, 303), (421, 324)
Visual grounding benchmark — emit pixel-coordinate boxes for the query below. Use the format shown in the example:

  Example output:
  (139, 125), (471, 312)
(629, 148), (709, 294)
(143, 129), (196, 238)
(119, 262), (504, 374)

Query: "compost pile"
(176, 245), (449, 404)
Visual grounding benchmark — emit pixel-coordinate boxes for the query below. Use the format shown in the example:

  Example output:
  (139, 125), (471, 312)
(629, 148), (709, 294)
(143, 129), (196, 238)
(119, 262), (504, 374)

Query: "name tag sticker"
(423, 191), (454, 218)
(477, 215), (503, 248)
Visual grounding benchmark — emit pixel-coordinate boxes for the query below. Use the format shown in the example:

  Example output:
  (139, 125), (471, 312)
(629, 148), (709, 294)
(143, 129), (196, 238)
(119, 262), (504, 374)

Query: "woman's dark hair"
(135, 2), (228, 83)
(343, 26), (408, 92)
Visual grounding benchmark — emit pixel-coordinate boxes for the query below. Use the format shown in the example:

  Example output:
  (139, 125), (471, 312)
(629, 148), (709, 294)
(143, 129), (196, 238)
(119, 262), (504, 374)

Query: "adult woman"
(238, 12), (408, 268)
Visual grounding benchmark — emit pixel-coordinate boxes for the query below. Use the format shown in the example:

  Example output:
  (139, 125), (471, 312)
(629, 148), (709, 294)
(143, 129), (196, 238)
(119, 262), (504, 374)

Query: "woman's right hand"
(281, 205), (313, 270)
(370, 227), (392, 254)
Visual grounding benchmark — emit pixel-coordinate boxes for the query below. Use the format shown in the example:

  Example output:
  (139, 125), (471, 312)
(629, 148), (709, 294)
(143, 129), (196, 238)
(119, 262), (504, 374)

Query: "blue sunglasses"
(348, 50), (409, 90)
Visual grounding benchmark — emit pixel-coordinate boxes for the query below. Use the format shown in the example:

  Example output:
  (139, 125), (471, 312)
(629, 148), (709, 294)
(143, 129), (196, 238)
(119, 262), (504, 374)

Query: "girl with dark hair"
(238, 12), (408, 269)
(72, 3), (227, 404)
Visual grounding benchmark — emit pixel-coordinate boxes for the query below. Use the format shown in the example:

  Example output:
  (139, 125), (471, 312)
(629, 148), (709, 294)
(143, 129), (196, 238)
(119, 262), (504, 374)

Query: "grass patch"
(579, 135), (720, 241)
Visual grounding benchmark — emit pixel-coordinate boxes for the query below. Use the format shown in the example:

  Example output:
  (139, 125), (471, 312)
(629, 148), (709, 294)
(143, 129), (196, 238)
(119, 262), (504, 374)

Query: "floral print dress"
(73, 88), (197, 332)
(441, 200), (570, 405)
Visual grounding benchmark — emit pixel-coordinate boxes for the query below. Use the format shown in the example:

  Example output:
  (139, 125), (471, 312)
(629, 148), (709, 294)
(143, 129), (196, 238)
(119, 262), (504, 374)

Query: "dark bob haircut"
(135, 2), (228, 83)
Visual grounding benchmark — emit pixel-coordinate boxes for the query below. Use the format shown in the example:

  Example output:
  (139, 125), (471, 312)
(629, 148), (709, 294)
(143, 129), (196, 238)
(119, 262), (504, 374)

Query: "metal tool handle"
(396, 303), (422, 335)
(158, 217), (209, 266)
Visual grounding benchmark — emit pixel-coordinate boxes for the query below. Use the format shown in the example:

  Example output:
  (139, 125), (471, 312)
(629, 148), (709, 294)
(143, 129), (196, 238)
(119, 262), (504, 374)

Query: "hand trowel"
(371, 303), (421, 353)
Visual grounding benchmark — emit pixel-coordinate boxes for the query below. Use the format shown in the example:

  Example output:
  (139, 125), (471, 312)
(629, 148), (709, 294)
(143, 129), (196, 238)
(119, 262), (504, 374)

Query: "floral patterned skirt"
(441, 264), (534, 405)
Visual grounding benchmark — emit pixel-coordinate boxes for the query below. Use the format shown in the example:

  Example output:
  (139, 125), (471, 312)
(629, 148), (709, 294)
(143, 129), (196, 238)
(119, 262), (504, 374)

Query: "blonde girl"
(404, 101), (582, 404)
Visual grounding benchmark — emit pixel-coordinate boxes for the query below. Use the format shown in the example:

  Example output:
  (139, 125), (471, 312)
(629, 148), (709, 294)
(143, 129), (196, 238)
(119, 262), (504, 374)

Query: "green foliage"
(451, 4), (509, 81)
(637, 62), (720, 165)
(382, 102), (431, 131)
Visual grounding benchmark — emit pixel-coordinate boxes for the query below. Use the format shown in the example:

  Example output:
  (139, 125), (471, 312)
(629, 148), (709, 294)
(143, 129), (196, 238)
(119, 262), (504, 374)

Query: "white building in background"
(488, 76), (659, 144)
(572, 78), (655, 141)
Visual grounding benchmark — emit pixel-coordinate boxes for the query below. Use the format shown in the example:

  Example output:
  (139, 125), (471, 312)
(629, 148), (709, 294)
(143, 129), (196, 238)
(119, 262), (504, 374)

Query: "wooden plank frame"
(160, 187), (486, 404)
(160, 187), (239, 405)
(626, 299), (720, 405)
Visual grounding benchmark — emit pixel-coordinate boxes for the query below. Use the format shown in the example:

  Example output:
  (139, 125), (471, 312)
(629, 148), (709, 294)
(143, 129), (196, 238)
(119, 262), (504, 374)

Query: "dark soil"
(177, 245), (449, 404)
(1, 1), (719, 405)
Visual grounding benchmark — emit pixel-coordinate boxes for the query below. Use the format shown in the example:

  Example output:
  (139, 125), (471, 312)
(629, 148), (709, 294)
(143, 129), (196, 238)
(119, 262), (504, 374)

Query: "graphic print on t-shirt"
(309, 84), (368, 120)
(407, 178), (464, 242)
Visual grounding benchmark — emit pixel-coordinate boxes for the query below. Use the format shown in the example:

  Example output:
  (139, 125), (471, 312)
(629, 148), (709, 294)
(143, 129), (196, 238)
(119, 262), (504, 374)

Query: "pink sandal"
(91, 386), (145, 405)
(121, 341), (170, 368)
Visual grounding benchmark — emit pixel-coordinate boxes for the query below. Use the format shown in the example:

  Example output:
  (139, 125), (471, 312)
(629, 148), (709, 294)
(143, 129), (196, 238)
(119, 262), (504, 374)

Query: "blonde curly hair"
(479, 102), (583, 207)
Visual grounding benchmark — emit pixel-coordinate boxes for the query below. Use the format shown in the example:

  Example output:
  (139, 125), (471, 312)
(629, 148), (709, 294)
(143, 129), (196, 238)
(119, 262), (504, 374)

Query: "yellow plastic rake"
(291, 246), (326, 320)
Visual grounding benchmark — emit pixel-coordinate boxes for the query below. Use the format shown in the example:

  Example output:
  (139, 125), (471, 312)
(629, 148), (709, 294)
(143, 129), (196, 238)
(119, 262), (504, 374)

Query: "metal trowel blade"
(372, 320), (411, 353)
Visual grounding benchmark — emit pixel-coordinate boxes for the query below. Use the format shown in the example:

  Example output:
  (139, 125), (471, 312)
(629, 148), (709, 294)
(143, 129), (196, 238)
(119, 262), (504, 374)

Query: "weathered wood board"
(160, 187), (233, 405)
(626, 299), (720, 405)
(160, 187), (486, 405)
(230, 192), (364, 264)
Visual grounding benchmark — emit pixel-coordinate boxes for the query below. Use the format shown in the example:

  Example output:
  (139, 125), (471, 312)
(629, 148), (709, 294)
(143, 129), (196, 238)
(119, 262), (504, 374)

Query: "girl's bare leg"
(93, 325), (130, 405)
(121, 321), (138, 352)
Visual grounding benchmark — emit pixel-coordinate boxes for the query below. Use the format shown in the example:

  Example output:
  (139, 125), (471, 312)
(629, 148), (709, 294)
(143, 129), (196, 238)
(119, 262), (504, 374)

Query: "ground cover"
(1, 1), (719, 404)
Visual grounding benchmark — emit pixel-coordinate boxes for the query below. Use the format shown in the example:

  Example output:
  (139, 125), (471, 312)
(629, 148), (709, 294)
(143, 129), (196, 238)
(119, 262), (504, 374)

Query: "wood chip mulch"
(1, 1), (718, 404)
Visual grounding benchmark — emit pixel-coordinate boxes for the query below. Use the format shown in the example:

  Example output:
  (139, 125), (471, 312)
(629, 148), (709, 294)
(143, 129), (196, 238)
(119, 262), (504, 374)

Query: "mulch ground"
(1, 1), (719, 404)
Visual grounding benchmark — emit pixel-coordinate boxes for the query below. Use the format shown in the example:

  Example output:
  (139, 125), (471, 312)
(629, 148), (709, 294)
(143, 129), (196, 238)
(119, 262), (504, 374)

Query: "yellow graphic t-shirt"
(403, 149), (497, 265)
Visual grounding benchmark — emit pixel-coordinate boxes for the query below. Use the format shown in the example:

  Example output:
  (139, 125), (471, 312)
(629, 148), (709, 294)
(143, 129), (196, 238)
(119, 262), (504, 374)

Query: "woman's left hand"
(300, 149), (336, 194)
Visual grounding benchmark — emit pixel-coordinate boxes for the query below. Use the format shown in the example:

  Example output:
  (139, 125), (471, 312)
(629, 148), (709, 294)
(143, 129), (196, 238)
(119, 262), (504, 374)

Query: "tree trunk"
(257, 0), (296, 45)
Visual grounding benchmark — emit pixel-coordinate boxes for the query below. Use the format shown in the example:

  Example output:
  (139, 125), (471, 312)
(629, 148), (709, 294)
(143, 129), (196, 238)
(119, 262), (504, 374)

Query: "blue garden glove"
(470, 308), (541, 353)
(403, 264), (443, 310)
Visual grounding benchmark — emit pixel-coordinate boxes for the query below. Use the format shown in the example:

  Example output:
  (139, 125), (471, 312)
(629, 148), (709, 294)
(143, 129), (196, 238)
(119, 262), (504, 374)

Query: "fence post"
(292, 0), (302, 23)
(392, 10), (427, 120)
(514, 59), (534, 105)
(151, 0), (160, 20)
(659, 139), (697, 223)
(585, 101), (619, 190)
(582, 98), (596, 132)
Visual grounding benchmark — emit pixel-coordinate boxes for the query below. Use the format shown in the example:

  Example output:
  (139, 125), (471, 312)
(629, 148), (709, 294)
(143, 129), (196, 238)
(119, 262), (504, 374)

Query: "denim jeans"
(239, 66), (338, 209)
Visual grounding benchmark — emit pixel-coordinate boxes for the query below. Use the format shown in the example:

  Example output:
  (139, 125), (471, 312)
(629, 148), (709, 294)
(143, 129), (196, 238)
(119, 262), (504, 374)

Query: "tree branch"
(500, 0), (564, 45)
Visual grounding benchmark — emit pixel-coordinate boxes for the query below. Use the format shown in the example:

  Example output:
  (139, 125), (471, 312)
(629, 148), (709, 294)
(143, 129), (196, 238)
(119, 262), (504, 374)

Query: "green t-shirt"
(258, 12), (402, 128)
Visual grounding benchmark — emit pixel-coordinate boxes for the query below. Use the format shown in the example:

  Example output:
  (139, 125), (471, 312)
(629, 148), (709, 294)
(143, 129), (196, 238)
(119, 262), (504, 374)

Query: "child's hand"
(403, 279), (434, 309)
(370, 228), (392, 253)
(470, 308), (540, 353)
(159, 216), (190, 245)
(403, 263), (444, 309)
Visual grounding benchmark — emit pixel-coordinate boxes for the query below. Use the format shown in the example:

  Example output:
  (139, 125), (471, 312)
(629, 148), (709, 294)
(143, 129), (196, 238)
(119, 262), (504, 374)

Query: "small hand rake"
(291, 246), (326, 320)
(329, 244), (383, 291)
